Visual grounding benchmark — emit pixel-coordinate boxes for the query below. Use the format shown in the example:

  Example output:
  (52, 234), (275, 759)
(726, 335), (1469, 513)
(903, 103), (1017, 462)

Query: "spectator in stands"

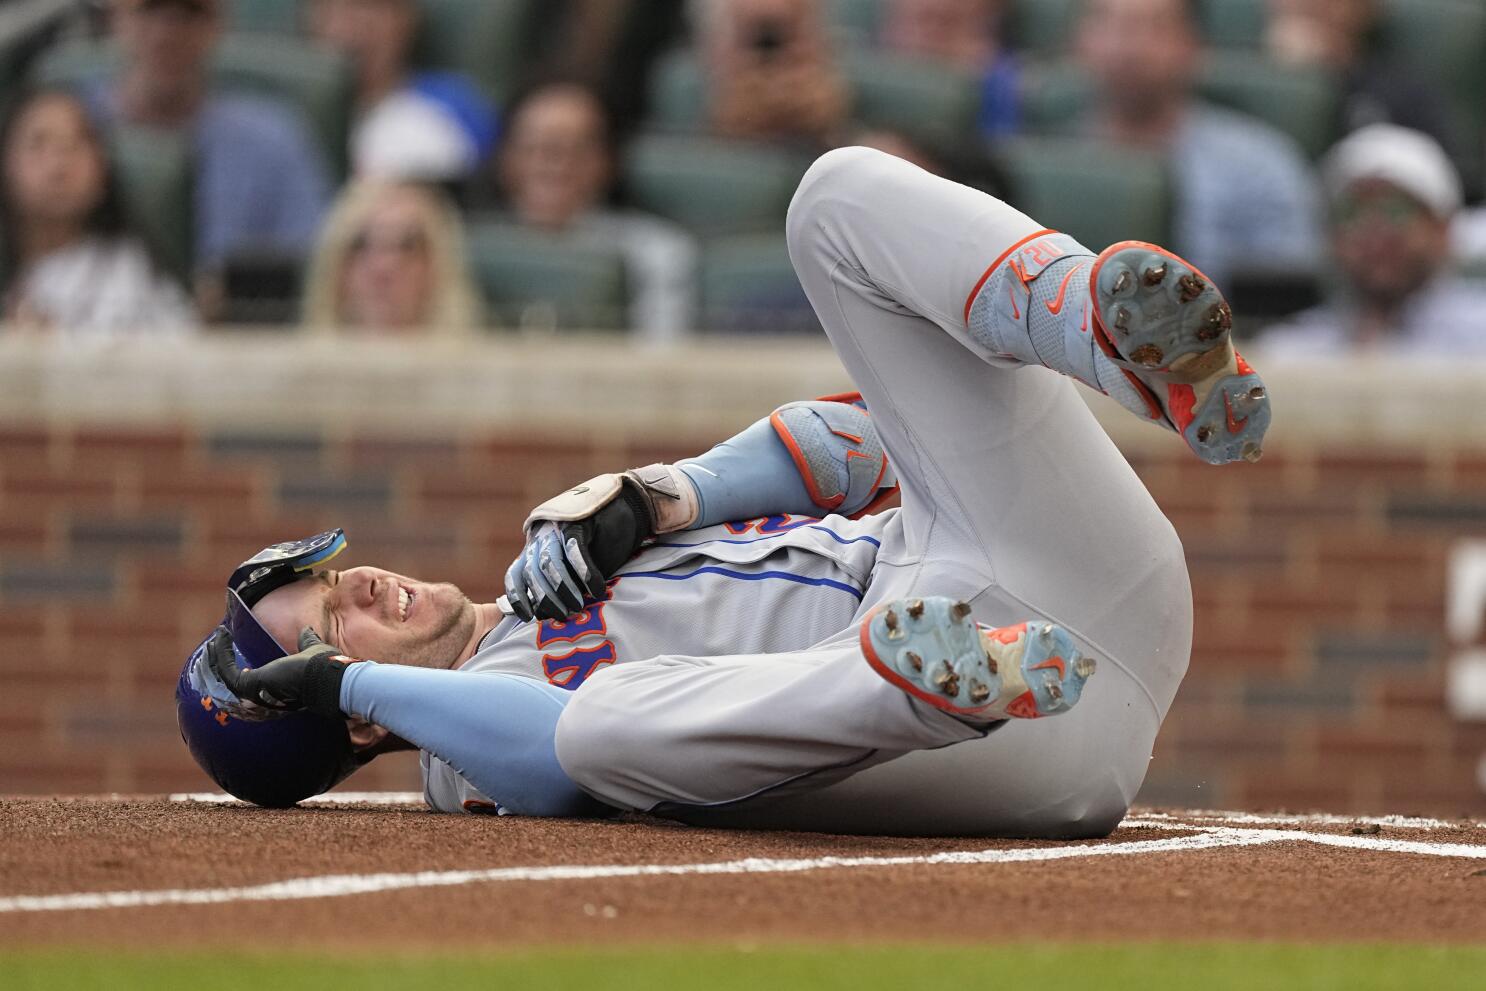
(877, 0), (1019, 139)
(1265, 0), (1458, 161)
(88, 0), (330, 316)
(302, 179), (481, 334)
(696, 0), (849, 148)
(1074, 0), (1322, 288)
(1258, 125), (1486, 355)
(1, 89), (195, 336)
(303, 0), (496, 181)
(494, 79), (696, 342)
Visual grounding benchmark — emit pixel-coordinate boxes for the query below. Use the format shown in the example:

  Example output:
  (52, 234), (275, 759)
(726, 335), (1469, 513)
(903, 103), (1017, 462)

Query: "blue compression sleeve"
(339, 663), (609, 817)
(677, 417), (816, 527)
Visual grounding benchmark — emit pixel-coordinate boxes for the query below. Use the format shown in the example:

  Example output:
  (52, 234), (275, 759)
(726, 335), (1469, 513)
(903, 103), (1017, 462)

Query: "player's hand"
(206, 626), (363, 719)
(503, 465), (697, 623)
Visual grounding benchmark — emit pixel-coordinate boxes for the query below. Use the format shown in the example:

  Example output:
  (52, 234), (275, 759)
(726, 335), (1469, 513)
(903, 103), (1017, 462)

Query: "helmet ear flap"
(175, 643), (360, 806)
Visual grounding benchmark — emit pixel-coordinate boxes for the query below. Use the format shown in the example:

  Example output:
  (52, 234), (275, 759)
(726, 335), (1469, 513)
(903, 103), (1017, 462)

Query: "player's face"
(252, 566), (476, 670)
(1331, 180), (1449, 305)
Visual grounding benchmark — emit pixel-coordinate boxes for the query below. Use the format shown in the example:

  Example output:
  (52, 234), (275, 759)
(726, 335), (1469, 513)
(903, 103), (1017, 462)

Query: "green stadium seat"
(1021, 56), (1340, 160)
(1197, 52), (1340, 160)
(413, 0), (539, 105)
(32, 34), (354, 178)
(698, 233), (818, 335)
(1006, 0), (1080, 56)
(1376, 0), (1486, 191)
(828, 0), (884, 42)
(228, 0), (300, 34)
(465, 221), (629, 331)
(1195, 0), (1266, 48)
(623, 133), (811, 236)
(109, 126), (194, 282)
(842, 50), (982, 146)
(993, 137), (1171, 249)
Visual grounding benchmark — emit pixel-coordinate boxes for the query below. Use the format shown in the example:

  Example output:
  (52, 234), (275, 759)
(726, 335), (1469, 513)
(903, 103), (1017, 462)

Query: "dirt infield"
(3, 796), (1484, 947)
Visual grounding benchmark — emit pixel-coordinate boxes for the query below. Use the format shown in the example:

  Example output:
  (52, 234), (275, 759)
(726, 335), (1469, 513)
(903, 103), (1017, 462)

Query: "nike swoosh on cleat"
(1045, 264), (1085, 316)
(1031, 656), (1067, 680)
(1224, 391), (1249, 435)
(1007, 283), (1021, 319)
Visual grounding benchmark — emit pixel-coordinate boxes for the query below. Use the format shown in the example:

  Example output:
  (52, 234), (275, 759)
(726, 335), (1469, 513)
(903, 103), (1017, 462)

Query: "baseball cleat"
(1089, 242), (1271, 466)
(860, 596), (1095, 721)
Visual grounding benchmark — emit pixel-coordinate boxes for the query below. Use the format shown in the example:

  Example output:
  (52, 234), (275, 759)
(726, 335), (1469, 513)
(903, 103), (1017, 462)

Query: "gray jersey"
(423, 511), (894, 811)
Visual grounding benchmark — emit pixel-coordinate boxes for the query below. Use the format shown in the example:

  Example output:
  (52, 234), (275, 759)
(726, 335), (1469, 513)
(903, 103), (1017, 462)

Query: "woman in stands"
(0, 88), (195, 337)
(301, 179), (482, 335)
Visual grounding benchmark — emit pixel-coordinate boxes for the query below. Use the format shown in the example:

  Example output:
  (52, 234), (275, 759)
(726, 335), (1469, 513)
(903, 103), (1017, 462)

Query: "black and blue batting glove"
(206, 626), (362, 720)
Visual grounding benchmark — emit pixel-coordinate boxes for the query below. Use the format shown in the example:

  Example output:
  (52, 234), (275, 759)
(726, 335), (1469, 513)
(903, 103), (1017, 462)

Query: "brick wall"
(0, 337), (1482, 817)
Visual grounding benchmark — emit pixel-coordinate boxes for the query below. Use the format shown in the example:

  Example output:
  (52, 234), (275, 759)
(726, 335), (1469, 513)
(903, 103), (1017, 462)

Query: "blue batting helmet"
(175, 529), (362, 807)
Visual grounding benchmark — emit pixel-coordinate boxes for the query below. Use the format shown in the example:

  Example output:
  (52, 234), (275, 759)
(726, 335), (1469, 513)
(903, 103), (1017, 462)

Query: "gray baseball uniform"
(433, 148), (1193, 837)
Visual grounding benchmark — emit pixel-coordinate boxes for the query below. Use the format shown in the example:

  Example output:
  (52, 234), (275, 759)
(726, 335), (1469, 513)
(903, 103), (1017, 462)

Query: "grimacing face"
(251, 566), (476, 669)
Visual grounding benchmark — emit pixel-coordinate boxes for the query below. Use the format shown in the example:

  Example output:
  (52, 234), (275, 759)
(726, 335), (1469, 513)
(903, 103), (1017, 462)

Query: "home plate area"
(1, 795), (1483, 945)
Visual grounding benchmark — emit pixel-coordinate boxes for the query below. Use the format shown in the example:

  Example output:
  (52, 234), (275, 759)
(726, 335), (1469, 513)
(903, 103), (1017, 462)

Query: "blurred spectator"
(495, 79), (697, 342)
(86, 0), (330, 315)
(1, 89), (195, 336)
(1258, 125), (1486, 356)
(1074, 0), (1322, 288)
(303, 0), (497, 181)
(878, 0), (1019, 139)
(302, 179), (482, 334)
(696, 0), (849, 147)
(1265, 0), (1458, 156)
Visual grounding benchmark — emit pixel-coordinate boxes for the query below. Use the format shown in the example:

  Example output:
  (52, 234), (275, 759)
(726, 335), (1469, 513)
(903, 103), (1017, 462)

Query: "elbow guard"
(769, 395), (898, 518)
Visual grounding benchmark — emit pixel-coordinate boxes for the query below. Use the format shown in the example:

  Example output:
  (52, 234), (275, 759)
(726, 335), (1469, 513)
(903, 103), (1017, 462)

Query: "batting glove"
(206, 626), (363, 720)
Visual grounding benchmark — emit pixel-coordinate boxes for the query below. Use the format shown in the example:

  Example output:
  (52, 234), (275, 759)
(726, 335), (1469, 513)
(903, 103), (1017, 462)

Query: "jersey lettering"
(535, 583), (616, 648)
(542, 641), (616, 689)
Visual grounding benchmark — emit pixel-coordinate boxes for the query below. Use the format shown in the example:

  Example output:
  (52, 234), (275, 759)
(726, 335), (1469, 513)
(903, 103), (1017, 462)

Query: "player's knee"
(786, 146), (889, 249)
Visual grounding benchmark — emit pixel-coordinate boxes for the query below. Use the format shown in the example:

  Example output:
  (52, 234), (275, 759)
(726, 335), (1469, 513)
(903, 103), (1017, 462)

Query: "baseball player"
(178, 147), (1270, 837)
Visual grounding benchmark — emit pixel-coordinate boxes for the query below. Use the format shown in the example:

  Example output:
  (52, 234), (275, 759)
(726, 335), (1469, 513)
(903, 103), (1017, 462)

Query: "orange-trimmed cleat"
(860, 597), (1095, 722)
(1088, 242), (1270, 465)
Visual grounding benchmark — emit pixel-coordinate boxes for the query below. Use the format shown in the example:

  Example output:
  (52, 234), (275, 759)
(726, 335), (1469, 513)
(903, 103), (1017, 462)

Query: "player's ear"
(346, 718), (389, 753)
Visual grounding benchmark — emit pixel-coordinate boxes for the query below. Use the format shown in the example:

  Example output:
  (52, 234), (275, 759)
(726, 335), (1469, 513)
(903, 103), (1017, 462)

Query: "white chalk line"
(4, 822), (1485, 916)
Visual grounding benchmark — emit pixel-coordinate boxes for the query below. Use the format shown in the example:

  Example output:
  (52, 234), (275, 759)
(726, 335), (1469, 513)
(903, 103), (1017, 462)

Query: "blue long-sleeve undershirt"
(678, 417), (816, 526)
(339, 662), (609, 817)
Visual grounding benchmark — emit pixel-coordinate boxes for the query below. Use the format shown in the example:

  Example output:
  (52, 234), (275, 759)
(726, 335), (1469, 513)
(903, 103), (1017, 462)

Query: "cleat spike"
(1197, 303), (1231, 341)
(949, 601), (972, 623)
(1074, 657), (1097, 678)
(930, 663), (952, 689)
(1040, 624), (1054, 639)
(1143, 264), (1167, 285)
(1195, 425), (1214, 444)
(1113, 307), (1131, 333)
(969, 680), (991, 705)
(984, 650), (998, 675)
(1242, 443), (1263, 463)
(884, 609), (898, 631)
(942, 673), (960, 697)
(1248, 386), (1266, 401)
(906, 599), (925, 620)
(1046, 679), (1064, 702)
(905, 651), (923, 672)
(1112, 270), (1132, 294)
(1177, 273), (1205, 302)
(1129, 344), (1164, 368)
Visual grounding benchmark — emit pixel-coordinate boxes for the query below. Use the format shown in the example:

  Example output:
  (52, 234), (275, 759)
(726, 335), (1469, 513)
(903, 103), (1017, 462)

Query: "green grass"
(3, 944), (1484, 990)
